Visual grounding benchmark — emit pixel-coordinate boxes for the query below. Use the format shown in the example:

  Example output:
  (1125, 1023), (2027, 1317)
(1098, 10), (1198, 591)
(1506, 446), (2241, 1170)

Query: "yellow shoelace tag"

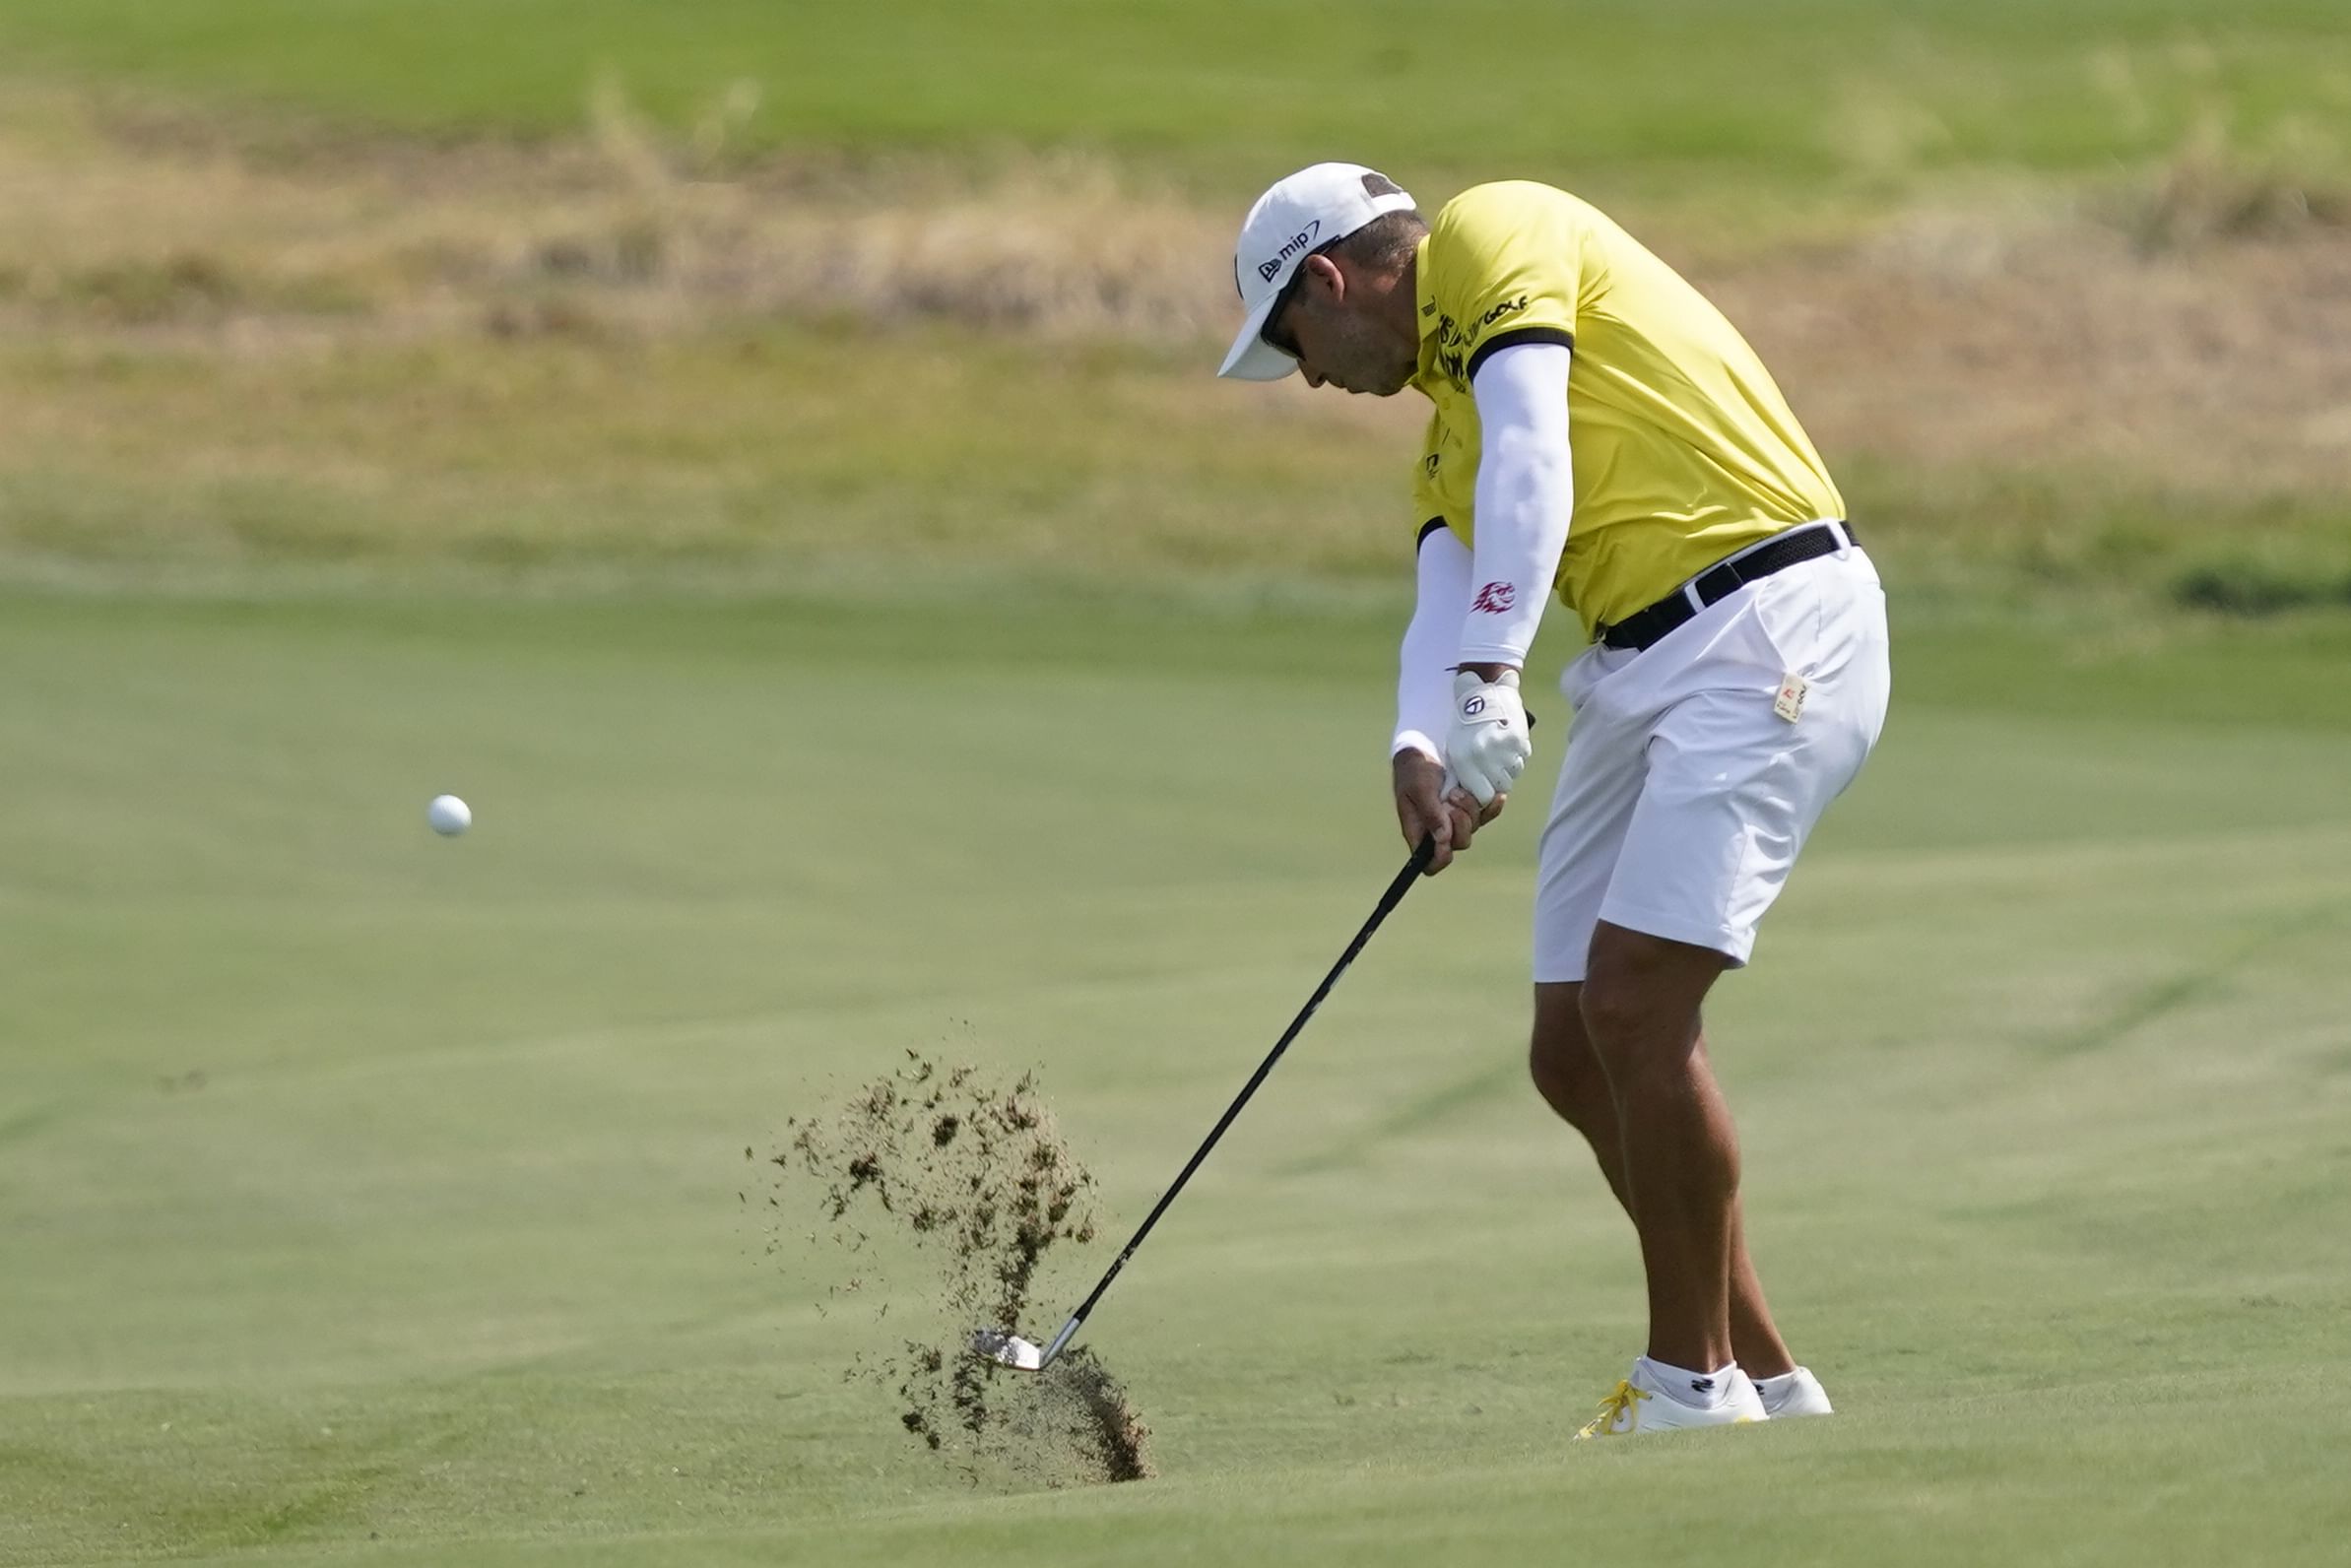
(1773, 672), (1809, 724)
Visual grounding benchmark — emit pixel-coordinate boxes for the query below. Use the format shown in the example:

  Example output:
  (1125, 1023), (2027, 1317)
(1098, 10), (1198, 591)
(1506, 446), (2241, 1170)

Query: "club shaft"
(1054, 835), (1437, 1343)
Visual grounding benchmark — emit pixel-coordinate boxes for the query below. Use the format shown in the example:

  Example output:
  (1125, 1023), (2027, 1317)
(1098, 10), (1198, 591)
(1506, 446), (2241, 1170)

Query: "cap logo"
(1256, 219), (1322, 283)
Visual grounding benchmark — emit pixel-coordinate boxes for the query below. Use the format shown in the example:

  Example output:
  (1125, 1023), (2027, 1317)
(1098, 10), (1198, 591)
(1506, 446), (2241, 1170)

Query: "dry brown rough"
(7, 85), (2345, 502)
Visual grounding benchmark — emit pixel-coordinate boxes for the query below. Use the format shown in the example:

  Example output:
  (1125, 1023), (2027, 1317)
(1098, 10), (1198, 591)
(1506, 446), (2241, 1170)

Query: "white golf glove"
(1446, 668), (1531, 807)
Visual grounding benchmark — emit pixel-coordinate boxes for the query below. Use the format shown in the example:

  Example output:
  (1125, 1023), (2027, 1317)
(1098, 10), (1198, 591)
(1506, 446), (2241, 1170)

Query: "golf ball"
(426, 794), (472, 836)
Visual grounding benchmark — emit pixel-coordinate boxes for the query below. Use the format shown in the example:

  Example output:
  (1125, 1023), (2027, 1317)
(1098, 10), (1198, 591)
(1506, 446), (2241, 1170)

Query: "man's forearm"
(1396, 523), (1473, 759)
(1461, 342), (1575, 669)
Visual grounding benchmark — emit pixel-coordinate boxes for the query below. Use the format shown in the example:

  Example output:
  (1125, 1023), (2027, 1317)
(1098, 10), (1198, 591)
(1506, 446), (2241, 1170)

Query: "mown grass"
(3, 591), (2349, 1565)
(0, 0), (2345, 205)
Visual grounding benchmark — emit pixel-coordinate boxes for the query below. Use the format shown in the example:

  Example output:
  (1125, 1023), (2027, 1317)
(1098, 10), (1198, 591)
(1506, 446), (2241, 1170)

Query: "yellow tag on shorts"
(1773, 673), (1810, 725)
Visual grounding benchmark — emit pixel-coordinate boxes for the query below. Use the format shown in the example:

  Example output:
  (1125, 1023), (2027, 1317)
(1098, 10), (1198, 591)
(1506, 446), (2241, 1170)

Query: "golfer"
(1218, 164), (1890, 1436)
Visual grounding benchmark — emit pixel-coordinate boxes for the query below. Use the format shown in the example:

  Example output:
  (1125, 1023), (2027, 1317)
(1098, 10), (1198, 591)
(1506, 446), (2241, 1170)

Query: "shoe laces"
(1574, 1379), (1648, 1439)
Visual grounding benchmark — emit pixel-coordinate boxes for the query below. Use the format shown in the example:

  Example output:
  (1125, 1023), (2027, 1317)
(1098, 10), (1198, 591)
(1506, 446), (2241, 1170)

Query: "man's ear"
(1303, 251), (1345, 305)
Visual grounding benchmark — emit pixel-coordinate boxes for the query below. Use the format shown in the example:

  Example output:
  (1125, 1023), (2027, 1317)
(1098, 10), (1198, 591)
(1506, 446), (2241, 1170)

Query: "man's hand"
(1446, 667), (1532, 807)
(1394, 748), (1505, 876)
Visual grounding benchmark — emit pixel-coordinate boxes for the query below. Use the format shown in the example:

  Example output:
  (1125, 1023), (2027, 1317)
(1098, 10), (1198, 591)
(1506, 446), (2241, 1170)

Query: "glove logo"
(1462, 694), (1486, 717)
(1470, 581), (1517, 614)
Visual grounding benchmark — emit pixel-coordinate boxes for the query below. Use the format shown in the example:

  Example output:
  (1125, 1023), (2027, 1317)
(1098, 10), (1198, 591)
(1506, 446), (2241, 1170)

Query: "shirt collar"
(1412, 235), (1438, 341)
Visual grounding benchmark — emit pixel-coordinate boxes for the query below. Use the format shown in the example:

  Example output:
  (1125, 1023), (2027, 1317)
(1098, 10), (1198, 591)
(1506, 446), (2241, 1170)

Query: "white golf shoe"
(1574, 1361), (1767, 1439)
(1756, 1366), (1834, 1418)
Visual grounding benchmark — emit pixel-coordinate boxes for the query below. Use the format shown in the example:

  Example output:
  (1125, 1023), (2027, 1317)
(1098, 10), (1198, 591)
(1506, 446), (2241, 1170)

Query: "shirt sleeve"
(1393, 520), (1472, 762)
(1458, 340), (1574, 667)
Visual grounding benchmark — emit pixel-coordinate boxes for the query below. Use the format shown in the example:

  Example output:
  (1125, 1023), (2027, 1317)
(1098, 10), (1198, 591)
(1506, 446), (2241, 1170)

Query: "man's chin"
(1336, 360), (1415, 397)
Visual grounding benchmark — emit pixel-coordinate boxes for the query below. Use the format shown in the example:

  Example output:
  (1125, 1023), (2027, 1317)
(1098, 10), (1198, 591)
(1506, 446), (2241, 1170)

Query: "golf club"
(975, 831), (1440, 1373)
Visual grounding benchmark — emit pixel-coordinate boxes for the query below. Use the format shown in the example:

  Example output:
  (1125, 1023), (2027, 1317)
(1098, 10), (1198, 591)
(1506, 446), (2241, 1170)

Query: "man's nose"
(1302, 365), (1328, 389)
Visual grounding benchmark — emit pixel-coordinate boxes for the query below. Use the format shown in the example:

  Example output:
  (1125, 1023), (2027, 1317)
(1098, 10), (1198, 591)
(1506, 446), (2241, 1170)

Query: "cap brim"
(1216, 291), (1298, 381)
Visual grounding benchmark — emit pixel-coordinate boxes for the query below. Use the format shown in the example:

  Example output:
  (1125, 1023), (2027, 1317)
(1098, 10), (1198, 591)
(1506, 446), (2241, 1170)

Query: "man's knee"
(1529, 984), (1611, 1133)
(1576, 973), (1650, 1067)
(1579, 923), (1730, 1072)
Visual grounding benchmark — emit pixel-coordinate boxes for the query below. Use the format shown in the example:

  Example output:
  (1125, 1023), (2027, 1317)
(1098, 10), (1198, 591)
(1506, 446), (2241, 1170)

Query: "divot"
(761, 1051), (1154, 1484)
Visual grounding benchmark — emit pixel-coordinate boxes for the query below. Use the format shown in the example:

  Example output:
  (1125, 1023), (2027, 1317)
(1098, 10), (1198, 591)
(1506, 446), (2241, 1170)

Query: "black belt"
(1597, 522), (1860, 652)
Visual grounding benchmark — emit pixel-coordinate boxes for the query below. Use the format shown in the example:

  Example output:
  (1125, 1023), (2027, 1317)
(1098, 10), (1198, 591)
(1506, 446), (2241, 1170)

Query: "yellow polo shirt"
(1410, 181), (1844, 638)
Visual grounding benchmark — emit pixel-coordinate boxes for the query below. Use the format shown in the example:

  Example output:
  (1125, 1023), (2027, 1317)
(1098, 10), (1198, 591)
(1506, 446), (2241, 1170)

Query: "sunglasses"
(1259, 238), (1343, 361)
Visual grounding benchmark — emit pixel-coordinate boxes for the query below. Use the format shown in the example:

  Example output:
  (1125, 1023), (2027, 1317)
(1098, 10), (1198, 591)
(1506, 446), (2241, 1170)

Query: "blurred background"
(4, 5), (2349, 1564)
(0, 0), (2345, 601)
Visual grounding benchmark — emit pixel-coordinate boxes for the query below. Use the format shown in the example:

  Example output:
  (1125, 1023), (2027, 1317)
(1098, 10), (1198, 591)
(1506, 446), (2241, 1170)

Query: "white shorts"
(1533, 538), (1890, 982)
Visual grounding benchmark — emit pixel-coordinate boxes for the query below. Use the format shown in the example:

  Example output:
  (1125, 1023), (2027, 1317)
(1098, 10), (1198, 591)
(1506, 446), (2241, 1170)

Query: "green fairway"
(5, 589), (2349, 1565)
(1, 0), (2343, 198)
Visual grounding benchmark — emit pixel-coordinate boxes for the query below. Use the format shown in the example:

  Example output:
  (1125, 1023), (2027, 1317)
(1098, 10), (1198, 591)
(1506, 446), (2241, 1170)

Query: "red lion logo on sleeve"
(1470, 581), (1518, 614)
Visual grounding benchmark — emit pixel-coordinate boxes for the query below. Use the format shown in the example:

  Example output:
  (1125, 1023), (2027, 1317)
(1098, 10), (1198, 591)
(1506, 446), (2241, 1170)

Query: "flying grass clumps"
(765, 1053), (1153, 1484)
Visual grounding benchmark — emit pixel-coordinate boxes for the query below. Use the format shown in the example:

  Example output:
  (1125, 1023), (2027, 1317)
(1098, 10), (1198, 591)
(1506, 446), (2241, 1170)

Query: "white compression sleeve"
(1393, 522), (1472, 761)
(1459, 341), (1575, 667)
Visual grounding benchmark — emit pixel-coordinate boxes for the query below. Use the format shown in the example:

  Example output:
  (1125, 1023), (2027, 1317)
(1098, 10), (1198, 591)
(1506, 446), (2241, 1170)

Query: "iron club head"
(971, 1329), (1046, 1372)
(973, 1314), (1080, 1373)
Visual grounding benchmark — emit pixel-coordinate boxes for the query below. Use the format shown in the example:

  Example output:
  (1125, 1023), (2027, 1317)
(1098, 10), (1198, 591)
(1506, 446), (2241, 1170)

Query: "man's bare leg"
(1528, 926), (1755, 1372)
(1725, 1206), (1793, 1379)
(1529, 983), (1795, 1377)
(1579, 922), (1738, 1371)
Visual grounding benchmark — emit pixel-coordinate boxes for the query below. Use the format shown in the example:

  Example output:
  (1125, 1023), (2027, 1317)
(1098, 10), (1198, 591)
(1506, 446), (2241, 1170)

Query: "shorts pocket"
(1748, 563), (1832, 678)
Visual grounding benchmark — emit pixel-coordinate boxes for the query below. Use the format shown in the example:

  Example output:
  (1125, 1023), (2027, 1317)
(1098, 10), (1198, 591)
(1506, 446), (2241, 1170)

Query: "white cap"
(1217, 162), (1418, 381)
